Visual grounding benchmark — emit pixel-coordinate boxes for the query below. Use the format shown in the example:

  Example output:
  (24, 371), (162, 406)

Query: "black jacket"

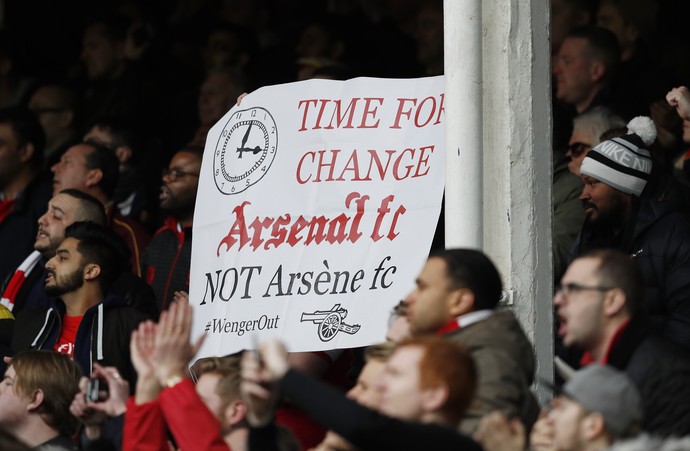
(142, 217), (191, 312)
(572, 176), (690, 349)
(271, 369), (483, 451)
(608, 316), (690, 437)
(11, 293), (147, 386)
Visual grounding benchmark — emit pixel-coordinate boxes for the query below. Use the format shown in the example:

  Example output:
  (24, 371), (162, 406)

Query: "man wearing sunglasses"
(566, 107), (625, 176)
(141, 146), (202, 312)
(555, 248), (690, 437)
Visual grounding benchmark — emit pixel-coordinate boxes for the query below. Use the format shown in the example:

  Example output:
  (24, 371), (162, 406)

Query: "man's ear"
(624, 24), (640, 44)
(85, 168), (104, 188)
(582, 412), (607, 440)
(18, 143), (35, 164)
(114, 146), (132, 165)
(225, 399), (248, 426)
(590, 61), (606, 83)
(58, 109), (75, 128)
(422, 384), (449, 414)
(26, 388), (45, 412)
(448, 288), (475, 317)
(83, 263), (101, 281)
(603, 288), (626, 317)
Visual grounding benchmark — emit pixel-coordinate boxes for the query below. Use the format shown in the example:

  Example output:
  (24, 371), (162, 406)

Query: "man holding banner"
(186, 76), (445, 447)
(190, 76), (446, 356)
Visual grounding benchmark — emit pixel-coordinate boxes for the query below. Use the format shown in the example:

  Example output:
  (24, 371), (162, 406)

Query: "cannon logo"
(300, 304), (361, 342)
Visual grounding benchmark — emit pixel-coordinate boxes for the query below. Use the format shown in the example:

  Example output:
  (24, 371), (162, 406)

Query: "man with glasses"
(555, 249), (690, 436)
(141, 146), (202, 311)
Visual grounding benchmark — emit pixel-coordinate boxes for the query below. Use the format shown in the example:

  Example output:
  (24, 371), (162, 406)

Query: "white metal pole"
(443, 0), (483, 249)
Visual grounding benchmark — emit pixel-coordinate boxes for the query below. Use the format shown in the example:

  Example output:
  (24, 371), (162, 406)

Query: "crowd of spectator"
(1, 0), (690, 450)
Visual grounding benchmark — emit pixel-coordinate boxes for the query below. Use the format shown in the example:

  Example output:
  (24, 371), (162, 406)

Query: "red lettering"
(216, 202), (251, 255)
(297, 151), (316, 184)
(297, 99), (318, 131)
(390, 98), (417, 129)
(371, 195), (394, 241)
(346, 192), (368, 242)
(414, 96), (436, 127)
(359, 97), (383, 128)
(434, 93), (445, 125)
(412, 145), (434, 178)
(364, 150), (396, 181)
(266, 215), (291, 249)
(335, 150), (362, 181)
(325, 98), (360, 129)
(393, 148), (415, 180)
(387, 205), (407, 240)
(216, 193), (382, 252)
(314, 149), (340, 182)
(287, 217), (309, 246)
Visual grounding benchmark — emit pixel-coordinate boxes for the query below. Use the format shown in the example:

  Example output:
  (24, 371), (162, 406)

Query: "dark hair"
(11, 350), (82, 437)
(567, 26), (621, 83)
(29, 81), (78, 110)
(81, 141), (119, 199)
(429, 248), (503, 310)
(29, 82), (80, 129)
(85, 13), (129, 43)
(176, 144), (205, 159)
(86, 116), (143, 164)
(579, 248), (644, 315)
(64, 221), (129, 293)
(58, 188), (107, 225)
(599, 126), (628, 142)
(0, 105), (45, 168)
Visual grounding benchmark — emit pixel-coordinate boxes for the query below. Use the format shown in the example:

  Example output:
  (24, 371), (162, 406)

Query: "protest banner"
(190, 76), (445, 356)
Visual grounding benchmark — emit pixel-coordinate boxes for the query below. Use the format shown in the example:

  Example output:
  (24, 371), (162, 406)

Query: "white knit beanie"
(579, 116), (655, 197)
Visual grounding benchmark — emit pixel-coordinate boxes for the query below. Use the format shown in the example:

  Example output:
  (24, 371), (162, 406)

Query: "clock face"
(213, 107), (278, 195)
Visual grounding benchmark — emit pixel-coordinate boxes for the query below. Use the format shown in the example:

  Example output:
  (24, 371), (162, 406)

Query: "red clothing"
(124, 379), (229, 451)
(53, 315), (82, 358)
(0, 199), (16, 223)
(580, 320), (630, 366)
(276, 350), (354, 450)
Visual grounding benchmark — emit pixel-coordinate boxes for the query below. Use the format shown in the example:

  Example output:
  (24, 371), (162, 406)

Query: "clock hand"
(237, 146), (263, 157)
(240, 122), (253, 149)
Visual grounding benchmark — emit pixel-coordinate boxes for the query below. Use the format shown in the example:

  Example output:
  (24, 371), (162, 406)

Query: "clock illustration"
(213, 106), (278, 195)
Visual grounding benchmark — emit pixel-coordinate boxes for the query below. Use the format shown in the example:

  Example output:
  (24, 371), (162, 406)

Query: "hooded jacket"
(11, 293), (146, 385)
(572, 175), (690, 349)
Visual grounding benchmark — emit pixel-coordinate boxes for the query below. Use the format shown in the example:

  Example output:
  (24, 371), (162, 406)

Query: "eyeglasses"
(566, 142), (592, 157)
(555, 283), (614, 297)
(162, 168), (200, 182)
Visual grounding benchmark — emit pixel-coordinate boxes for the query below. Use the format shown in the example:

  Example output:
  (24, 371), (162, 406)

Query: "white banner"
(191, 76), (445, 356)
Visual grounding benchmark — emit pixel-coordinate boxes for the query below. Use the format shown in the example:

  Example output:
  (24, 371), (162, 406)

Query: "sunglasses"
(567, 142), (592, 157)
